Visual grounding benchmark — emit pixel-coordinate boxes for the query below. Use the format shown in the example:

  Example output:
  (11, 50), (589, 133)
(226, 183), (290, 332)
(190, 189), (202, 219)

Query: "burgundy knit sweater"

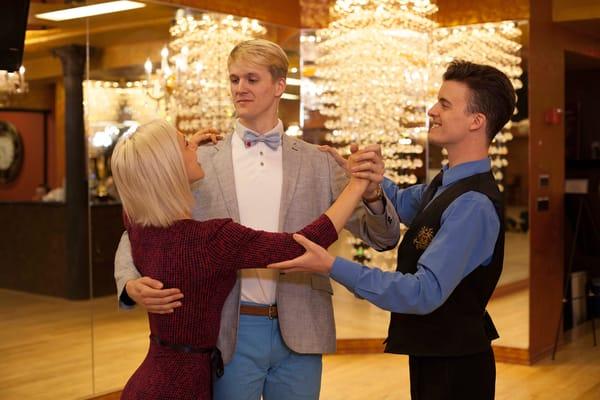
(120, 214), (337, 400)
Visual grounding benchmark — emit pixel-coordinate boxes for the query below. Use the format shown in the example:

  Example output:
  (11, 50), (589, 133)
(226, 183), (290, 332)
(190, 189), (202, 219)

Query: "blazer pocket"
(311, 274), (333, 295)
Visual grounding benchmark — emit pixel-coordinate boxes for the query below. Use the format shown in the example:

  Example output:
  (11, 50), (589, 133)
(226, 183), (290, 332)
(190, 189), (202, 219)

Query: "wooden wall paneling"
(433, 0), (530, 26)
(0, 111), (47, 201)
(54, 79), (65, 188)
(528, 0), (600, 361)
(0, 204), (68, 296)
(160, 0), (301, 27)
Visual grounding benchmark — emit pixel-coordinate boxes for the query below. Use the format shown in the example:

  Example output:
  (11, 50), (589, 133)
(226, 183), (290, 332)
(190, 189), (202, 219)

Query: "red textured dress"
(120, 215), (337, 400)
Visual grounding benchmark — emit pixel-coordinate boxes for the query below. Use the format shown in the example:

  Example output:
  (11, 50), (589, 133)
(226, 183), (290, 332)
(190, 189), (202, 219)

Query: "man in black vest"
(269, 60), (516, 400)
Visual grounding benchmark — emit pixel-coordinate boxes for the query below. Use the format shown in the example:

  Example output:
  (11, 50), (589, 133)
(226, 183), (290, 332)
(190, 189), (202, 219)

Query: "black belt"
(149, 334), (224, 378)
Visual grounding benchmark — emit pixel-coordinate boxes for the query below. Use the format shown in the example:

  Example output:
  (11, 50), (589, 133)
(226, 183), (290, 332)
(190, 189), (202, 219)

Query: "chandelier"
(310, 0), (438, 268)
(0, 66), (28, 104)
(432, 21), (523, 191)
(143, 10), (266, 135)
(315, 0), (438, 186)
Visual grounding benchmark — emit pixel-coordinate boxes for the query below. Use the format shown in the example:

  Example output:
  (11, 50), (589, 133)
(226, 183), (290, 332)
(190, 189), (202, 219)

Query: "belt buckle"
(268, 305), (276, 320)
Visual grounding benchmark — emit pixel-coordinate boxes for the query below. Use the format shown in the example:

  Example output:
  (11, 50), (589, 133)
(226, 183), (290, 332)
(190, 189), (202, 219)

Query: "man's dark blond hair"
(228, 39), (289, 81)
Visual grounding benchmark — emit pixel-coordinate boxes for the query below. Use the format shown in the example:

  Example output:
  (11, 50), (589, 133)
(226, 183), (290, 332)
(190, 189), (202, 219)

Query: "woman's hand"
(189, 128), (223, 147)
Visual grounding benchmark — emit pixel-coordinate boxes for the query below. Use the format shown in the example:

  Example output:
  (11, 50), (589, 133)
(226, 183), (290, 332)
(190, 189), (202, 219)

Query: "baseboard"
(492, 345), (531, 364)
(334, 338), (531, 364)
(86, 391), (121, 400)
(491, 278), (529, 299)
(334, 338), (386, 354)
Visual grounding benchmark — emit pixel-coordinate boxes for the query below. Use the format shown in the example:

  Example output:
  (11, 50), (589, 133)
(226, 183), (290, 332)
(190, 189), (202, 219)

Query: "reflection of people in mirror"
(269, 60), (517, 400)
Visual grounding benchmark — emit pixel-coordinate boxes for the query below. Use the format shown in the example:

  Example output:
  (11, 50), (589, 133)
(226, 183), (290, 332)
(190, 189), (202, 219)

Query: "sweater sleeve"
(209, 214), (338, 270)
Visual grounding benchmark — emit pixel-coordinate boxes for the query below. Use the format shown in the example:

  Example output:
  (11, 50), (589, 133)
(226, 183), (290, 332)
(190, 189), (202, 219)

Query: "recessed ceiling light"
(35, 1), (146, 22)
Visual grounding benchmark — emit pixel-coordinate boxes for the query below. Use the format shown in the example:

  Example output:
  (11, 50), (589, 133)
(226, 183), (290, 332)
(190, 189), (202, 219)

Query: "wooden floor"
(0, 289), (597, 399)
(0, 229), (535, 400)
(321, 323), (600, 400)
(91, 324), (600, 400)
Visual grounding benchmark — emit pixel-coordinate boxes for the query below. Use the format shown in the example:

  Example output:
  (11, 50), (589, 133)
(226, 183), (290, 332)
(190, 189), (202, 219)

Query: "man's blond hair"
(110, 120), (194, 227)
(228, 39), (289, 80)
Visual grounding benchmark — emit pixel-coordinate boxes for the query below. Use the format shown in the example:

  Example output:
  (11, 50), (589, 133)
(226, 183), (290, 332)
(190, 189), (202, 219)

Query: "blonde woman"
(111, 120), (369, 400)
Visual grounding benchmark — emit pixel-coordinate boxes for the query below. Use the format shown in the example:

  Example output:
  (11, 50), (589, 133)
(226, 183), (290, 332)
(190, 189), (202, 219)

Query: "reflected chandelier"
(0, 66), (28, 105)
(313, 0), (438, 269)
(315, 0), (438, 186)
(432, 21), (523, 191)
(144, 10), (266, 135)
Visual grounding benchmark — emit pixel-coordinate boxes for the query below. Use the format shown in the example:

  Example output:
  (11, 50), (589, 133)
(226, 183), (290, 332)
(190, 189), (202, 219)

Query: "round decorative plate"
(0, 120), (24, 184)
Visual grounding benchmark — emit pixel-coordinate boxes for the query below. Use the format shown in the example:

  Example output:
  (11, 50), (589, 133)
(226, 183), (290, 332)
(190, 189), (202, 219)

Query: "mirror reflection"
(85, 2), (303, 395)
(300, 18), (530, 352)
(0, 1), (93, 399)
(2, 1), (536, 399)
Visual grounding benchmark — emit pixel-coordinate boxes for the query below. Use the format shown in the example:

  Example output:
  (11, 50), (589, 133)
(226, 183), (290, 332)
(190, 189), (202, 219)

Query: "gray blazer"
(114, 133), (400, 363)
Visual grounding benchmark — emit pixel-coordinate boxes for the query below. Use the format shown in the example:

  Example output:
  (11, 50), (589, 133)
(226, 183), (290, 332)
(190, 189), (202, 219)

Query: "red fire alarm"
(544, 108), (563, 125)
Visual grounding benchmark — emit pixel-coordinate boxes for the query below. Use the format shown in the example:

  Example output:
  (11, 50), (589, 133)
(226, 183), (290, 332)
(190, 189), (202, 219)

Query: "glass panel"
(86, 1), (301, 394)
(300, 18), (530, 349)
(0, 2), (94, 399)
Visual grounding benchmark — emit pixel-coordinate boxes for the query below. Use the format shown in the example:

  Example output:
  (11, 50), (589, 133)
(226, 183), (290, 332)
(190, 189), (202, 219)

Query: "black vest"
(384, 171), (505, 357)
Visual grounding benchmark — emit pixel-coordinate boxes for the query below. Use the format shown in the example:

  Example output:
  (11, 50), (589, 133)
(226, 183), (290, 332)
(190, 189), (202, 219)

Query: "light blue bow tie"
(243, 131), (281, 150)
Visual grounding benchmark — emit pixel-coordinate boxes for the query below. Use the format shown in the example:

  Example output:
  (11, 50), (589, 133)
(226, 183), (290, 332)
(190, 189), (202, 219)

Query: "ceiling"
(24, 1), (300, 82)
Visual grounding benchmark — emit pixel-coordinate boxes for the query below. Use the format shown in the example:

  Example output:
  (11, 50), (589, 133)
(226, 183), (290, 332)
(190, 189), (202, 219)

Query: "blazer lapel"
(210, 134), (240, 222)
(278, 134), (302, 231)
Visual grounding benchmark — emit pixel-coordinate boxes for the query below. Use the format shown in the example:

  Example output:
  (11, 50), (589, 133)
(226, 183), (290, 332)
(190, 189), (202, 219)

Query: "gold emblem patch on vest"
(413, 226), (435, 250)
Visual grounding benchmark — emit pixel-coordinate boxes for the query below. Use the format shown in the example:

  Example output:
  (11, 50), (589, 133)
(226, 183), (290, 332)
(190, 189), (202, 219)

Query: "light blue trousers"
(213, 309), (322, 400)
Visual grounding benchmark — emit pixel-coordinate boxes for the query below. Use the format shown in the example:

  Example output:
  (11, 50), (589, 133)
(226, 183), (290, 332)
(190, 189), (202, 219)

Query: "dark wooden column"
(53, 45), (90, 300)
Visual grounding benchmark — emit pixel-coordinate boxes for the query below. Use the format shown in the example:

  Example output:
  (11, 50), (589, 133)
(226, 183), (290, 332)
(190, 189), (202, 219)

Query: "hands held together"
(319, 143), (385, 201)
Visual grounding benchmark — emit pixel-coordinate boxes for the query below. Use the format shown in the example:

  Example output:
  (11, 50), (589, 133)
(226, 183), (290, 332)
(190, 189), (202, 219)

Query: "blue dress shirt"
(331, 158), (500, 315)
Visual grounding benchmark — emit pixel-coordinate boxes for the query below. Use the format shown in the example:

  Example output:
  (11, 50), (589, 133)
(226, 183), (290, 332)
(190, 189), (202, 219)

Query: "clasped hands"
(267, 143), (385, 275)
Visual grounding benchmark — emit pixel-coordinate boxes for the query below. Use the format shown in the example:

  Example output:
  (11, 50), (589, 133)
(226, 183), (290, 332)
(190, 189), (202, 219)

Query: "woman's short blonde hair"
(110, 119), (194, 227)
(228, 39), (289, 80)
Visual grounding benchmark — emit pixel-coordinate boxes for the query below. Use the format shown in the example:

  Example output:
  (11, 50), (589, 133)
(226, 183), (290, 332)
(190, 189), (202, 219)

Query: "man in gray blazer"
(114, 39), (399, 400)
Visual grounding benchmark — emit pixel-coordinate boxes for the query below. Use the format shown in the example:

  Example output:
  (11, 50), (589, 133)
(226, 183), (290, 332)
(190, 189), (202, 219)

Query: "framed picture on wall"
(0, 120), (24, 184)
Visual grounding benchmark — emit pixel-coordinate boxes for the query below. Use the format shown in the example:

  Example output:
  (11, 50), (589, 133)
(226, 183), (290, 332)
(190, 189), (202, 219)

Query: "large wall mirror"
(85, 1), (301, 395)
(299, 13), (531, 359)
(1, 1), (533, 399)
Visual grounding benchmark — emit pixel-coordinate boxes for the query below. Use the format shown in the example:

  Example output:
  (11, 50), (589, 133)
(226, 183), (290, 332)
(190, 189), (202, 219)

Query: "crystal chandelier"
(143, 10), (266, 135)
(432, 21), (523, 191)
(315, 0), (438, 186)
(310, 0), (438, 269)
(0, 66), (28, 104)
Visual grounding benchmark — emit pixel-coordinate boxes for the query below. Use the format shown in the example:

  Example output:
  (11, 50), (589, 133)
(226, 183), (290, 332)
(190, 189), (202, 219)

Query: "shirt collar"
(235, 119), (283, 141)
(440, 158), (491, 187)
